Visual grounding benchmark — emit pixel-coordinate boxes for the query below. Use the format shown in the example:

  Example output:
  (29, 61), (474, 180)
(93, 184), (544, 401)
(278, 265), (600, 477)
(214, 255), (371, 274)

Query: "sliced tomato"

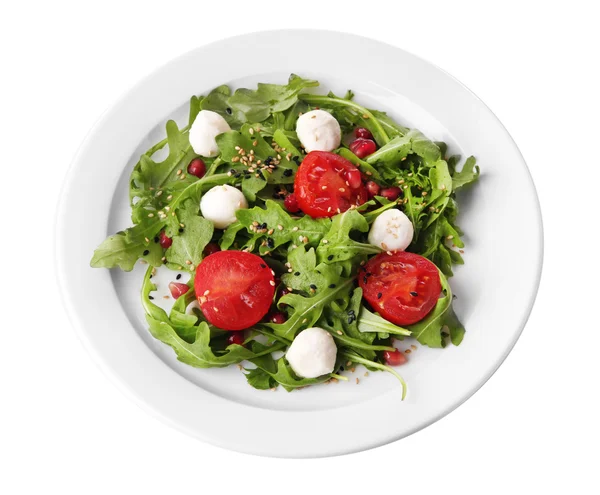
(359, 252), (441, 326)
(294, 151), (368, 218)
(194, 251), (275, 331)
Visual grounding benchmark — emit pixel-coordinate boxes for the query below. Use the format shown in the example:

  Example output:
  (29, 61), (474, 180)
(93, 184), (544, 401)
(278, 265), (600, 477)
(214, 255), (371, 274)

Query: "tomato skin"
(194, 251), (275, 330)
(284, 193), (300, 213)
(294, 151), (368, 218)
(359, 252), (442, 326)
(383, 349), (407, 366)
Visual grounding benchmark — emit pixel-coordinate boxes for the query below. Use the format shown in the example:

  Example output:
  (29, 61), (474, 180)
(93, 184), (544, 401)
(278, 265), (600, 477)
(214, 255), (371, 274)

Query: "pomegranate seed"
(383, 349), (407, 366)
(187, 158), (206, 178)
(345, 168), (362, 189)
(168, 282), (189, 299)
(203, 242), (220, 257)
(349, 138), (377, 159)
(284, 193), (300, 213)
(380, 187), (402, 201)
(365, 181), (380, 198)
(159, 230), (172, 249)
(227, 332), (245, 346)
(354, 127), (373, 140)
(269, 312), (287, 324)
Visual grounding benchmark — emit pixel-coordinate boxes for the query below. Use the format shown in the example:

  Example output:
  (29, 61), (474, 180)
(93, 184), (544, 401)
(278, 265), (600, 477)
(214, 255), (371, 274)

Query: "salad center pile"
(91, 75), (480, 397)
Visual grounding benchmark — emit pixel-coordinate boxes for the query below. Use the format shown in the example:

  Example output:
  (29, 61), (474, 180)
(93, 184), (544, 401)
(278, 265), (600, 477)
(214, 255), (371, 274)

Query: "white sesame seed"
(339, 188), (345, 192)
(234, 146), (240, 150)
(292, 226), (299, 231)
(277, 224), (283, 230)
(185, 260), (192, 265)
(269, 280), (275, 286)
(322, 186), (327, 190)
(176, 169), (182, 175)
(336, 330), (343, 335)
(148, 213), (154, 217)
(203, 290), (210, 296)
(249, 128), (254, 135)
(322, 239), (328, 244)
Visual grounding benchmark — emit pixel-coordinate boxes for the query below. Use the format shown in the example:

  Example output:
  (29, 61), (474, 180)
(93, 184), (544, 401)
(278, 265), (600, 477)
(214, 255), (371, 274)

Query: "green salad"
(91, 74), (479, 398)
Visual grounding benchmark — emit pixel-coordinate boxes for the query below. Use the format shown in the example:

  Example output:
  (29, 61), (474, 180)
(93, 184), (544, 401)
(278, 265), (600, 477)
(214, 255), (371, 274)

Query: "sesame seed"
(185, 260), (192, 265)
(176, 274), (181, 280)
(199, 296), (207, 304)
(277, 154), (281, 160)
(322, 186), (327, 190)
(292, 226), (299, 231)
(235, 146), (241, 150)
(277, 224), (283, 230)
(339, 187), (345, 192)
(269, 280), (275, 286)
(144, 237), (150, 243)
(161, 256), (166, 261)
(327, 207), (332, 212)
(441, 184), (446, 190)
(203, 290), (210, 296)
(328, 284), (336, 288)
(410, 291), (418, 296)
(337, 208), (341, 213)
(364, 372), (369, 377)
(252, 140), (258, 146)
(143, 250), (149, 256)
(164, 206), (170, 211)
(176, 169), (182, 175)
(322, 239), (328, 244)
(356, 378), (359, 384)
(155, 190), (163, 197)
(336, 330), (343, 335)
(163, 295), (170, 300)
(366, 171), (372, 176)
(232, 156), (240, 162)
(167, 195), (173, 200)
(148, 213), (154, 217)
(381, 242), (388, 250)
(249, 127), (254, 135)
(447, 235), (454, 240)
(422, 191), (428, 197)
(377, 293), (382, 299)
(346, 361), (352, 367)
(405, 349), (412, 354)
(411, 345), (417, 350)
(387, 251), (393, 256)
(288, 268), (293, 272)
(460, 249), (465, 254)
(362, 114), (369, 119)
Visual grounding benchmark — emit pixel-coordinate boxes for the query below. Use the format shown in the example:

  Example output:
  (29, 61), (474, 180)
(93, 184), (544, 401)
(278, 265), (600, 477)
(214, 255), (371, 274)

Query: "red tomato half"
(194, 251), (275, 331)
(294, 151), (368, 218)
(359, 252), (442, 326)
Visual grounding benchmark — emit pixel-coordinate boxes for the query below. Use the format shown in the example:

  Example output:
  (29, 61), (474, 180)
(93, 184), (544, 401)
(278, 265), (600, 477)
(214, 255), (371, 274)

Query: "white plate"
(56, 30), (543, 458)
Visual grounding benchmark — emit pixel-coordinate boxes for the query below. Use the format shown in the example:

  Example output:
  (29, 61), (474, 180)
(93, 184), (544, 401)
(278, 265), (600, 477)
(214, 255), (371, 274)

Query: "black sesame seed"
(234, 172), (241, 178)
(149, 295), (154, 300)
(178, 228), (184, 233)
(226, 107), (232, 115)
(143, 250), (149, 256)
(260, 264), (266, 269)
(243, 170), (251, 175)
(294, 272), (300, 276)
(176, 274), (182, 280)
(309, 284), (317, 290)
(230, 168), (236, 174)
(329, 284), (336, 289)
(267, 238), (275, 248)
(283, 169), (293, 177)
(327, 255), (334, 261)
(410, 291), (418, 297)
(153, 236), (159, 243)
(377, 292), (382, 299)
(363, 276), (368, 284)
(260, 222), (267, 229)
(292, 156), (300, 165)
(340, 366), (344, 372)
(366, 272), (373, 277)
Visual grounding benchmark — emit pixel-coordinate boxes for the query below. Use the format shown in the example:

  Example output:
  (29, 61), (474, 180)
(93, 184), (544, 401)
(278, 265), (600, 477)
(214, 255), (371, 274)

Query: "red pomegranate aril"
(203, 242), (220, 257)
(345, 168), (362, 189)
(365, 181), (380, 198)
(380, 186), (402, 201)
(284, 193), (300, 213)
(159, 230), (173, 249)
(383, 349), (407, 366)
(269, 311), (287, 324)
(227, 332), (246, 346)
(349, 138), (377, 159)
(354, 127), (374, 140)
(168, 282), (189, 299)
(187, 158), (206, 178)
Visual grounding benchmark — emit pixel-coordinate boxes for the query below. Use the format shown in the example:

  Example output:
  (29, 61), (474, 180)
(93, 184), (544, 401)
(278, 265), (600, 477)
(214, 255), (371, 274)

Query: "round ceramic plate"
(56, 30), (543, 458)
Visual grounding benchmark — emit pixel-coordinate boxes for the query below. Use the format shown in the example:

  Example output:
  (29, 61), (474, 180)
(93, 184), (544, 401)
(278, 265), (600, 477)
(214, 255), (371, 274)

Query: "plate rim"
(55, 29), (544, 458)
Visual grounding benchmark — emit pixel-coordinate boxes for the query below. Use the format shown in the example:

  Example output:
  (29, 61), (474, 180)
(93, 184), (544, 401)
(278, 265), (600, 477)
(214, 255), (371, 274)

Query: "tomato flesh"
(359, 252), (441, 326)
(194, 251), (275, 330)
(294, 151), (368, 218)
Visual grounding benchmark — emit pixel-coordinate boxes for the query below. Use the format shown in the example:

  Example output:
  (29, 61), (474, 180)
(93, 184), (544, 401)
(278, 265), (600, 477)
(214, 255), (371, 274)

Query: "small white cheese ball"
(296, 110), (341, 152)
(188, 110), (231, 157)
(286, 327), (337, 379)
(368, 209), (414, 252)
(200, 185), (248, 229)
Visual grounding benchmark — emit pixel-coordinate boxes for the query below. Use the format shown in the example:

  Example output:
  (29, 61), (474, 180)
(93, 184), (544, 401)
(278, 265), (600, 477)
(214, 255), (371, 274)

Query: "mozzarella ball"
(368, 209), (414, 252)
(188, 110), (231, 157)
(286, 327), (337, 378)
(296, 110), (341, 152)
(200, 185), (248, 229)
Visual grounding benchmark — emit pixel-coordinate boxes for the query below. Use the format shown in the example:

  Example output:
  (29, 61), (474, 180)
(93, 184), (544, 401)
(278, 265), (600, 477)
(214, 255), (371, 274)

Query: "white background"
(2, 1), (598, 493)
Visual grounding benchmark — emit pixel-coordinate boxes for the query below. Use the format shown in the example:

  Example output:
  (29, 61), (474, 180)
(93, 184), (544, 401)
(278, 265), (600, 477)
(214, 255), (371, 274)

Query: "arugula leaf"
(316, 209), (381, 268)
(281, 247), (343, 294)
(266, 279), (354, 340)
(366, 129), (441, 168)
(165, 200), (214, 271)
(341, 350), (407, 400)
(357, 305), (412, 337)
(228, 74), (319, 122)
(90, 227), (163, 271)
(407, 269), (465, 348)
(223, 200), (330, 254)
(452, 156), (480, 190)
(199, 85), (243, 127)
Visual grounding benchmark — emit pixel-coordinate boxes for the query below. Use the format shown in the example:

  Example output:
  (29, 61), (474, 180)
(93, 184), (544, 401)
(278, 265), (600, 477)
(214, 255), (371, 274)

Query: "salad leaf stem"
(341, 350), (407, 400)
(299, 94), (390, 145)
